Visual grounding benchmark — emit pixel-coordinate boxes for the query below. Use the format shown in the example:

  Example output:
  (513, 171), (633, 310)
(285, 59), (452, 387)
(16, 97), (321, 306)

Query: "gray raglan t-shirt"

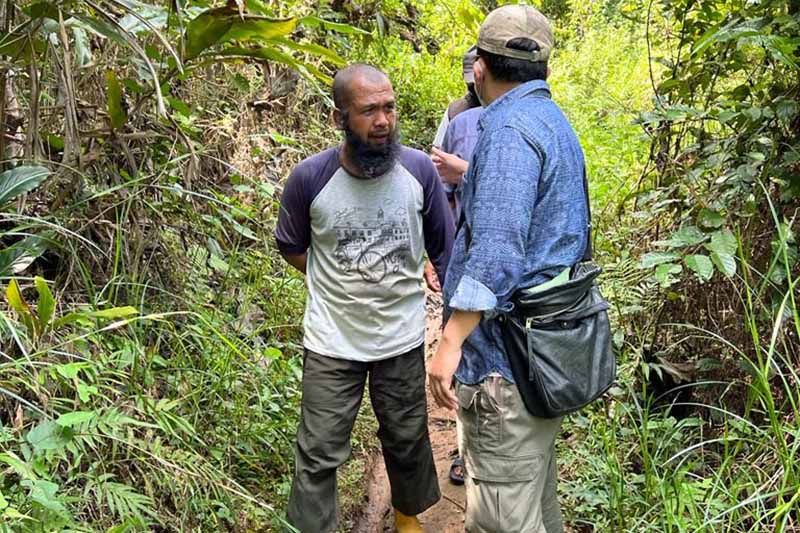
(275, 146), (453, 362)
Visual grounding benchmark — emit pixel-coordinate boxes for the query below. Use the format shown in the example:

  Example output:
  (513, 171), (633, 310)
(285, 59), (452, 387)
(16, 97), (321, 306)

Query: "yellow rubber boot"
(395, 509), (424, 533)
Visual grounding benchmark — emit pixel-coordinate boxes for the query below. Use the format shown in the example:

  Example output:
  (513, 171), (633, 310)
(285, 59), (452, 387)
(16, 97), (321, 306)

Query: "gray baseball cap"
(477, 4), (553, 62)
(462, 46), (477, 83)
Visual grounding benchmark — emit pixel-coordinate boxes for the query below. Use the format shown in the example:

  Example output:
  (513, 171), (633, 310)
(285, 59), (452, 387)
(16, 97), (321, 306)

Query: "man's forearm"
(282, 253), (307, 274)
(441, 309), (482, 350)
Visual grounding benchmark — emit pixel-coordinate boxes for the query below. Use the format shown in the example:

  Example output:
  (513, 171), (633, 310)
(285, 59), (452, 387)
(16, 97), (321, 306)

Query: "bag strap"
(459, 166), (593, 261)
(581, 167), (593, 262)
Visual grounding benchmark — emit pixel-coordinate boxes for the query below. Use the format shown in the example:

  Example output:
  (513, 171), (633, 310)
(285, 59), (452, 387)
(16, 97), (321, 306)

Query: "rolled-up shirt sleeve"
(449, 126), (541, 318)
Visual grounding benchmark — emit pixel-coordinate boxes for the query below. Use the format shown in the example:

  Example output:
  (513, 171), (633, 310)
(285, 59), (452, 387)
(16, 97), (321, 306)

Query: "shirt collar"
(477, 79), (551, 131)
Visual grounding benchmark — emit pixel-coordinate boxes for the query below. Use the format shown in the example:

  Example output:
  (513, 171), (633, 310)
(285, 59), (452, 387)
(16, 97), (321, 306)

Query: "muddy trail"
(353, 292), (466, 532)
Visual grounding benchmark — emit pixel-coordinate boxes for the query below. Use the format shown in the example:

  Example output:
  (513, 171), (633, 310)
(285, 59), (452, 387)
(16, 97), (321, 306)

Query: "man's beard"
(344, 122), (400, 179)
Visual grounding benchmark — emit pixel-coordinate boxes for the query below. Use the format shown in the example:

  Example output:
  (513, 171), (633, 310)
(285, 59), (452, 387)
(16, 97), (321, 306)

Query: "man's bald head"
(333, 63), (391, 111)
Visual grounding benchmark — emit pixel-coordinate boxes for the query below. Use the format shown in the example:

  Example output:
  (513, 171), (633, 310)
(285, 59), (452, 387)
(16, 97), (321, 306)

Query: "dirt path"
(353, 292), (466, 532)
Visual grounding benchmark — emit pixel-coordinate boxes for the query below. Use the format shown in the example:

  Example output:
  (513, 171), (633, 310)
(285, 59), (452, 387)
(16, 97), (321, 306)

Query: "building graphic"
(333, 204), (411, 283)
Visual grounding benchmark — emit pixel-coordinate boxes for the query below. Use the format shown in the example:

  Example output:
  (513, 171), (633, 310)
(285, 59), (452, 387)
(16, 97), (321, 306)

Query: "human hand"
(427, 338), (462, 410)
(431, 147), (469, 185)
(424, 261), (441, 292)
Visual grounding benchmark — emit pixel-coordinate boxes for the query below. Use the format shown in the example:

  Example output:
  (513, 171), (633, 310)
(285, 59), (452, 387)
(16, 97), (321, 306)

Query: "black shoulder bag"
(461, 170), (616, 418)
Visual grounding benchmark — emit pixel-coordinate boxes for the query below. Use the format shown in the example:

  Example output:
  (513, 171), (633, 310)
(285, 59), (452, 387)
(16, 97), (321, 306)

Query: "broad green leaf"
(705, 229), (737, 256)
(0, 489), (7, 510)
(53, 306), (138, 329)
(56, 411), (96, 427)
(639, 252), (681, 269)
(270, 37), (346, 66)
(106, 70), (127, 130)
(654, 263), (682, 288)
(263, 347), (282, 359)
(34, 277), (55, 334)
(6, 279), (35, 336)
(684, 254), (714, 282)
(54, 362), (87, 380)
(166, 96), (192, 117)
(77, 382), (99, 403)
(75, 15), (130, 47)
(0, 451), (37, 480)
(26, 420), (71, 453)
(46, 132), (65, 150)
(21, 479), (70, 516)
(710, 252), (737, 277)
(90, 306), (139, 320)
(0, 32), (46, 63)
(245, 0), (274, 15)
(0, 234), (51, 277)
(221, 17), (297, 44)
(184, 7), (235, 59)
(0, 166), (51, 205)
(299, 15), (370, 35)
(22, 2), (59, 21)
(655, 225), (707, 248)
(219, 46), (331, 84)
(698, 208), (724, 229)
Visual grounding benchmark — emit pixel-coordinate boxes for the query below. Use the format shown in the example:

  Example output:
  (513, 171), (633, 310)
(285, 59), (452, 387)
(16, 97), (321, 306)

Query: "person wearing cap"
(430, 105), (484, 487)
(427, 5), (589, 532)
(423, 47), (482, 294)
(432, 46), (481, 150)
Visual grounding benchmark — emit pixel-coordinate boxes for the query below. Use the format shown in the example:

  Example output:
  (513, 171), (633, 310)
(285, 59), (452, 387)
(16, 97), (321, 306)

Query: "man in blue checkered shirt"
(428, 5), (589, 532)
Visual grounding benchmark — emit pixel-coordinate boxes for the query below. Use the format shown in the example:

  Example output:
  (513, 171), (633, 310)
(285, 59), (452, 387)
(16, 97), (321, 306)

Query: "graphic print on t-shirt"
(332, 200), (411, 284)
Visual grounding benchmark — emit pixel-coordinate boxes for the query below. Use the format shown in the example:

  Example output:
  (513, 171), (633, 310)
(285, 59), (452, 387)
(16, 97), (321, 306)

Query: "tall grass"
(561, 188), (800, 532)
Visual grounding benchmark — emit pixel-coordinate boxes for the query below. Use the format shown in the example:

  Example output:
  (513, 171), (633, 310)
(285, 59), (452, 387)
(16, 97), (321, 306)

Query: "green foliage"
(0, 166), (51, 206)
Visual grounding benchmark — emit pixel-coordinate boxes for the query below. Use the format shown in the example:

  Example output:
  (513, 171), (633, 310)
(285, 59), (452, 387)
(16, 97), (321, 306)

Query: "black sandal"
(449, 456), (465, 485)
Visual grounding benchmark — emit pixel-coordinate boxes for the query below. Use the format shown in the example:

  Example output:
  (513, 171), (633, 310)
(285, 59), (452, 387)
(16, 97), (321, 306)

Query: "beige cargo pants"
(456, 376), (564, 533)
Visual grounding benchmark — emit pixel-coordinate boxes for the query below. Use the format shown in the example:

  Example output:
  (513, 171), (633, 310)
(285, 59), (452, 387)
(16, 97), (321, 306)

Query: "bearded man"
(275, 63), (453, 533)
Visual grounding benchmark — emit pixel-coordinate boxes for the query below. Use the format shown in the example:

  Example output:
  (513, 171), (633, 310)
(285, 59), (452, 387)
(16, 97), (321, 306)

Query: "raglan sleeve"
(419, 156), (455, 286)
(274, 166), (312, 255)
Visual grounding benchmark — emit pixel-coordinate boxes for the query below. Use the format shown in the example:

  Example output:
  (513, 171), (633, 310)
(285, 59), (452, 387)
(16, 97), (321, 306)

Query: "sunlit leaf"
(184, 7), (235, 59)
(299, 15), (370, 35)
(72, 26), (93, 68)
(106, 70), (128, 130)
(219, 46), (331, 84)
(6, 279), (35, 336)
(34, 276), (55, 334)
(222, 17), (297, 44)
(270, 36), (346, 66)
(53, 306), (139, 329)
(77, 382), (99, 403)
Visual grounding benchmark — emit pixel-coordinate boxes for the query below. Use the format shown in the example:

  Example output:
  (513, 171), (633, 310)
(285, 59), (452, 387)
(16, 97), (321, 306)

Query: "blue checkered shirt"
(443, 80), (589, 385)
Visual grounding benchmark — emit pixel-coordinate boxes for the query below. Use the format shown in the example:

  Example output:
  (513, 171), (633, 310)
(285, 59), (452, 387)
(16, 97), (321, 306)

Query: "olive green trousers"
(286, 346), (440, 533)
